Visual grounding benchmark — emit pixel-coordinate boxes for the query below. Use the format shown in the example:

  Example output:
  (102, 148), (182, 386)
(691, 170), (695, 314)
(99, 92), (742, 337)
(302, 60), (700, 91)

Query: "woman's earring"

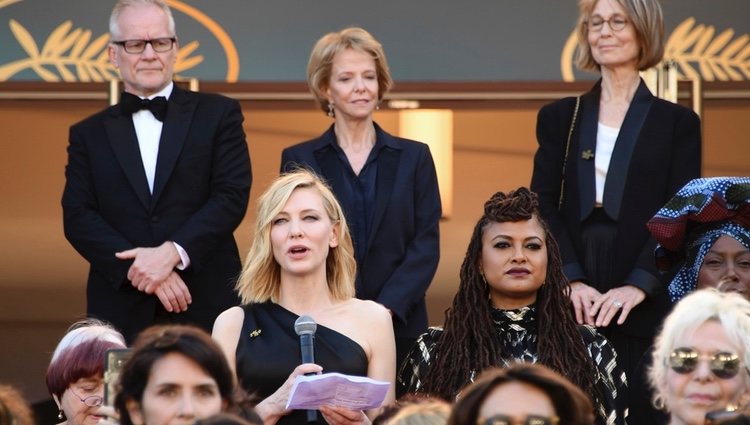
(58, 410), (64, 420)
(481, 273), (493, 302)
(653, 397), (665, 411)
(327, 102), (335, 117)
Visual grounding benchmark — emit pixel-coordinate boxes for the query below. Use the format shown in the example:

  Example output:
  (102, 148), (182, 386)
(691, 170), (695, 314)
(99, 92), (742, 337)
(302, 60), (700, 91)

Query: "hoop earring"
(327, 103), (335, 117)
(653, 396), (665, 411)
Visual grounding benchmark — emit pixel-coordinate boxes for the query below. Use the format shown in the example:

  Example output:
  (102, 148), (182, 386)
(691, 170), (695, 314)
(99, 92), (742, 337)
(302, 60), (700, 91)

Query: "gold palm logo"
(561, 18), (750, 82)
(0, 0), (238, 82)
(0, 20), (202, 81)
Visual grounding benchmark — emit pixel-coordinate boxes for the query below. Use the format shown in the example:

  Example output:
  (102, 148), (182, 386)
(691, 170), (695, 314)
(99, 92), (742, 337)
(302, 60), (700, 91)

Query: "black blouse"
(398, 305), (628, 425)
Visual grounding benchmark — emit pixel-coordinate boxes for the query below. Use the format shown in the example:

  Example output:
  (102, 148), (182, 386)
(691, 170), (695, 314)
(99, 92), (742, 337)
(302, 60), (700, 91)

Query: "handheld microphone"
(294, 315), (318, 423)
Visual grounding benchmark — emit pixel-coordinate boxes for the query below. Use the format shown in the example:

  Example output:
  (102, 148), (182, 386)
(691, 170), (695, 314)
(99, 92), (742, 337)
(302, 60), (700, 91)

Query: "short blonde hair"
(648, 289), (750, 411)
(575, 0), (664, 72)
(236, 169), (356, 303)
(307, 27), (393, 114)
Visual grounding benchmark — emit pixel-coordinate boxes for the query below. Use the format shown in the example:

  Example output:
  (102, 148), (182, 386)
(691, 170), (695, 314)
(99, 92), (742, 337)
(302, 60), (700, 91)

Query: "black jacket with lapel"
(531, 79), (702, 337)
(281, 123), (441, 338)
(63, 85), (252, 341)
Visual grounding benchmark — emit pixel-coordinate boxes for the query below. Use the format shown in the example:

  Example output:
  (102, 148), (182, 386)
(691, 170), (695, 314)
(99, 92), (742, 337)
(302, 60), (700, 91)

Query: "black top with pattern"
(398, 305), (628, 425)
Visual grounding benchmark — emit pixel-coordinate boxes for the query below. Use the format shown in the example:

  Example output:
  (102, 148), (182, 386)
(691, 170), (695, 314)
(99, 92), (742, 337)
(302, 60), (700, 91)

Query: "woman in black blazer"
(531, 0), (701, 421)
(280, 27), (441, 383)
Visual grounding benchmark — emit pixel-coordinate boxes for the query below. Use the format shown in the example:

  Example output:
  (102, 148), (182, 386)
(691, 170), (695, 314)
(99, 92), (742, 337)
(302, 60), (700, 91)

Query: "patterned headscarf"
(647, 177), (750, 302)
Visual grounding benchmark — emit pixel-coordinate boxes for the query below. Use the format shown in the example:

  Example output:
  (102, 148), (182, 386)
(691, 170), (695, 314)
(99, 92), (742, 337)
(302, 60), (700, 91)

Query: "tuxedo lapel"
(151, 87), (196, 207)
(603, 80), (653, 220)
(105, 107), (151, 210)
(577, 87), (600, 220)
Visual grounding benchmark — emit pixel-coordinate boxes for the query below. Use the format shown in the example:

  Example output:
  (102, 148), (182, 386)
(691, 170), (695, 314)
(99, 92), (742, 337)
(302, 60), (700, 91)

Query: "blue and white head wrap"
(668, 222), (750, 302)
(647, 177), (750, 302)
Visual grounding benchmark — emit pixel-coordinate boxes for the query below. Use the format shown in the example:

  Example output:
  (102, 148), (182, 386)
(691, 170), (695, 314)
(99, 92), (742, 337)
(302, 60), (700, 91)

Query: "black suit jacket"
(531, 79), (701, 337)
(280, 123), (441, 338)
(62, 85), (252, 341)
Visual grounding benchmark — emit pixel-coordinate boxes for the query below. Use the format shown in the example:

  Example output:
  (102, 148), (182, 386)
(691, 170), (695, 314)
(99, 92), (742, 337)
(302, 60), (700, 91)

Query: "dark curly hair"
(417, 187), (600, 405)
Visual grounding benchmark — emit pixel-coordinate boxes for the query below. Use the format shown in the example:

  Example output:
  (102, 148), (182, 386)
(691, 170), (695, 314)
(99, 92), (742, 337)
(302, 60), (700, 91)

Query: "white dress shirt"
(130, 82), (190, 269)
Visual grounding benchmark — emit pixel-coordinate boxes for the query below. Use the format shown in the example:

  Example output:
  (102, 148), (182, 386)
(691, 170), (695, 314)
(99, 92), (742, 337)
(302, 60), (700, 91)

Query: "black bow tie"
(120, 92), (168, 121)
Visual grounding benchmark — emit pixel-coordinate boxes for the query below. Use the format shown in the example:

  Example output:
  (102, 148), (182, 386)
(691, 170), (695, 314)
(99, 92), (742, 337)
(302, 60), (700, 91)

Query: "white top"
(129, 82), (188, 268)
(595, 122), (619, 205)
(131, 82), (173, 194)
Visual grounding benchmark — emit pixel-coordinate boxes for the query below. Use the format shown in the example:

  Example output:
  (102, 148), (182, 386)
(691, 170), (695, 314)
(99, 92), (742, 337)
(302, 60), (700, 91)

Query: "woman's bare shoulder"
(343, 298), (390, 318)
(212, 305), (245, 335)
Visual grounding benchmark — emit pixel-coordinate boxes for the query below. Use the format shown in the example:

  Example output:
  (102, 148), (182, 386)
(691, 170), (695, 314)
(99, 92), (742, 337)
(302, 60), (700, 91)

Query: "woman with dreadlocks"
(398, 187), (627, 425)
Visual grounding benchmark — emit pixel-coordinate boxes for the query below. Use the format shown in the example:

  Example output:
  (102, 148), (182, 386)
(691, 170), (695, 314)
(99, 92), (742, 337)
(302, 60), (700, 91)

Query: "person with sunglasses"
(45, 319), (127, 425)
(648, 288), (750, 425)
(628, 177), (750, 425)
(447, 363), (595, 425)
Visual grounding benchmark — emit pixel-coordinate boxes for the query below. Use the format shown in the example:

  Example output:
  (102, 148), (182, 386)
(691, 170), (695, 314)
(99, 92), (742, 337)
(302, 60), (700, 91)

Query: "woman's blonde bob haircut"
(575, 0), (665, 72)
(648, 289), (750, 412)
(236, 168), (356, 303)
(307, 26), (393, 114)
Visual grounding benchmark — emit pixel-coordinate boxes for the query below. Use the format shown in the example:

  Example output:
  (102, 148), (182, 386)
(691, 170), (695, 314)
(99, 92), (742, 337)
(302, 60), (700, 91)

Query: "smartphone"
(103, 348), (132, 406)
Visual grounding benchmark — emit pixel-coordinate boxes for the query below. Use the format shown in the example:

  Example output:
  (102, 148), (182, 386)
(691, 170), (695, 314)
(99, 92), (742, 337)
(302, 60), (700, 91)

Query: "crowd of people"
(2, 0), (749, 424)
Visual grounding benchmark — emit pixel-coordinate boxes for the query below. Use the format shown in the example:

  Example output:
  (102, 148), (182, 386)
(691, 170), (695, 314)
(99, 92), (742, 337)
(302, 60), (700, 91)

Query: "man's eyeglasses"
(479, 414), (559, 425)
(68, 387), (103, 407)
(112, 37), (176, 54)
(668, 347), (744, 379)
(586, 15), (629, 32)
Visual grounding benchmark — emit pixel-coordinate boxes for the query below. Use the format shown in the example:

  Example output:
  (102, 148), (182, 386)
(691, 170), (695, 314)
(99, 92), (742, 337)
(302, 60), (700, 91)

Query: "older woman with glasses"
(648, 289), (750, 425)
(530, 0), (701, 421)
(638, 178), (750, 423)
(45, 319), (126, 425)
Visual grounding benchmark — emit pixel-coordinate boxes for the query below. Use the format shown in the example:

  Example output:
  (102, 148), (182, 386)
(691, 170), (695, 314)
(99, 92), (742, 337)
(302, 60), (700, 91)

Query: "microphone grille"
(294, 315), (317, 336)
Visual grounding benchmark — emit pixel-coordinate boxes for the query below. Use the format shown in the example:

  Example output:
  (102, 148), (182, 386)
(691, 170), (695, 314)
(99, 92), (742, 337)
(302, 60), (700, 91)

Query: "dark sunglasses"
(669, 347), (743, 379)
(479, 414), (559, 425)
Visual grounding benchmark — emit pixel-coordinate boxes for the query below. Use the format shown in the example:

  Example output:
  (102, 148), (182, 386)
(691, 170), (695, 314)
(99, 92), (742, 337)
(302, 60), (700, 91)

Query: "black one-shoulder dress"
(236, 302), (369, 424)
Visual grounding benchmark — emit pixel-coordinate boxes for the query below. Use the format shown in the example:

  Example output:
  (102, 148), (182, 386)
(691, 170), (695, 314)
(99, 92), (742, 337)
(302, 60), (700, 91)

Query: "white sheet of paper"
(285, 372), (390, 411)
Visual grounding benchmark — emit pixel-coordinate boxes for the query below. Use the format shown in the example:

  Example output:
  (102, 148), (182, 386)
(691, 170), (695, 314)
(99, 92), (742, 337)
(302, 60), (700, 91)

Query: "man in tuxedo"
(62, 0), (251, 342)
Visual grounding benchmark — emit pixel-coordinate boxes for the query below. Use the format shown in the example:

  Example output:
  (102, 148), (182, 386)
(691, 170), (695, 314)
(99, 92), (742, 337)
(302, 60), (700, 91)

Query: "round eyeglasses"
(112, 37), (176, 54)
(479, 414), (560, 425)
(68, 387), (103, 407)
(668, 347), (745, 379)
(587, 15), (629, 32)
